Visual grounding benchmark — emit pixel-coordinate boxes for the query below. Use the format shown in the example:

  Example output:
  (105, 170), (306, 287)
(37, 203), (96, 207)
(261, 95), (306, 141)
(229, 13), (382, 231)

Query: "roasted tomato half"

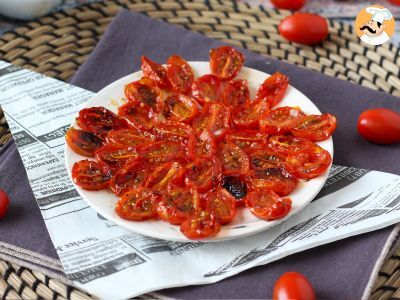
(72, 160), (112, 190)
(248, 148), (287, 170)
(225, 130), (267, 151)
(205, 187), (237, 225)
(222, 176), (247, 206)
(223, 79), (250, 107)
(256, 72), (289, 108)
(180, 210), (221, 239)
(110, 161), (148, 196)
(115, 188), (160, 221)
(231, 98), (270, 129)
(77, 107), (127, 137)
(152, 121), (192, 145)
(286, 144), (332, 180)
(138, 141), (187, 164)
(268, 135), (314, 155)
(163, 94), (198, 123)
(218, 141), (250, 175)
(124, 77), (163, 113)
(184, 156), (222, 192)
(166, 55), (194, 94)
(187, 130), (217, 159)
(157, 185), (198, 225)
(95, 144), (138, 169)
(118, 102), (158, 131)
(259, 106), (304, 135)
(291, 113), (337, 142)
(141, 55), (171, 89)
(245, 190), (292, 221)
(246, 167), (298, 197)
(210, 46), (244, 79)
(106, 128), (155, 148)
(66, 128), (103, 157)
(145, 162), (185, 191)
(191, 74), (224, 105)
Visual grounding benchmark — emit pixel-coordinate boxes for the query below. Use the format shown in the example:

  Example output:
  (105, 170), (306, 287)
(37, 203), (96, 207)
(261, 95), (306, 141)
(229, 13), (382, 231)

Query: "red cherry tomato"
(180, 210), (221, 239)
(145, 162), (185, 191)
(187, 130), (217, 159)
(259, 106), (304, 135)
(166, 55), (194, 94)
(256, 72), (289, 108)
(223, 79), (250, 107)
(65, 128), (103, 157)
(141, 56), (171, 89)
(248, 148), (287, 170)
(225, 130), (267, 151)
(205, 187), (237, 225)
(357, 108), (400, 145)
(231, 98), (270, 129)
(278, 13), (328, 45)
(291, 113), (337, 142)
(138, 141), (187, 165)
(0, 190), (10, 219)
(273, 272), (316, 300)
(185, 156), (222, 192)
(218, 142), (250, 175)
(245, 190), (292, 221)
(206, 103), (231, 141)
(271, 0), (306, 11)
(163, 94), (199, 123)
(118, 102), (158, 132)
(210, 46), (244, 79)
(268, 135), (314, 155)
(95, 144), (139, 169)
(388, 0), (400, 5)
(72, 160), (112, 190)
(191, 74), (224, 105)
(110, 161), (148, 196)
(106, 128), (155, 148)
(152, 121), (192, 144)
(124, 77), (163, 113)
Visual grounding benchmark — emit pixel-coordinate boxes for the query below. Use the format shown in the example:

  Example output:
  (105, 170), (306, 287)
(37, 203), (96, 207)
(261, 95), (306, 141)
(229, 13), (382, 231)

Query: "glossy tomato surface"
(141, 56), (171, 89)
(72, 160), (112, 190)
(279, 13), (328, 45)
(245, 190), (291, 221)
(210, 46), (244, 79)
(358, 108), (400, 144)
(205, 187), (237, 224)
(291, 113), (337, 142)
(0, 190), (10, 219)
(180, 210), (221, 239)
(191, 74), (224, 105)
(124, 77), (163, 113)
(65, 128), (103, 157)
(271, 0), (306, 10)
(163, 94), (198, 123)
(166, 55), (194, 94)
(118, 102), (157, 132)
(273, 272), (316, 300)
(256, 72), (289, 108)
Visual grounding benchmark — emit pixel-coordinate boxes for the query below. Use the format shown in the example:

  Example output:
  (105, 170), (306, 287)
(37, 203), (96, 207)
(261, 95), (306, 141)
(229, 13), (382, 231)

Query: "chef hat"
(366, 7), (393, 24)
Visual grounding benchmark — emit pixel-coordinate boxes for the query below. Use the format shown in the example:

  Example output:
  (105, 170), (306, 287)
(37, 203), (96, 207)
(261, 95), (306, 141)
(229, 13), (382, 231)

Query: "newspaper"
(0, 60), (399, 298)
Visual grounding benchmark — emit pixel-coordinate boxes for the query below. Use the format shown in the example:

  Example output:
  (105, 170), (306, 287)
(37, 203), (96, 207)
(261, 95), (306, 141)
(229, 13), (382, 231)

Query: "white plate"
(65, 62), (333, 242)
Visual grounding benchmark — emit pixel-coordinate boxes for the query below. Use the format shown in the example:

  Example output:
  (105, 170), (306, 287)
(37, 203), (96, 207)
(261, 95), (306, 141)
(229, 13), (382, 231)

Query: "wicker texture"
(0, 0), (399, 299)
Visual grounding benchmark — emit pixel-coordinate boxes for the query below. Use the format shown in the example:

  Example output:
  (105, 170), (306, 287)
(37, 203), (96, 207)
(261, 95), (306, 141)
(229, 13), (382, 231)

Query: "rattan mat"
(0, 0), (399, 299)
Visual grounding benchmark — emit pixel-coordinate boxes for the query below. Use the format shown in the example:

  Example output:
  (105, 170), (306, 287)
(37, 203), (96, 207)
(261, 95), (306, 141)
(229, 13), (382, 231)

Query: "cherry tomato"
(124, 77), (163, 113)
(268, 135), (314, 155)
(95, 144), (138, 169)
(138, 141), (187, 165)
(246, 167), (298, 196)
(187, 130), (217, 160)
(0, 190), (10, 219)
(222, 79), (250, 107)
(72, 160), (112, 190)
(291, 113), (337, 142)
(210, 46), (244, 79)
(141, 55), (171, 89)
(76, 107), (127, 137)
(152, 121), (192, 144)
(279, 13), (328, 45)
(115, 188), (160, 221)
(357, 108), (400, 145)
(106, 128), (155, 148)
(218, 142), (250, 175)
(273, 272), (316, 300)
(245, 190), (292, 220)
(145, 162), (185, 190)
(185, 156), (222, 192)
(222, 176), (247, 206)
(157, 185), (198, 225)
(65, 128), (103, 157)
(225, 130), (267, 151)
(166, 55), (194, 94)
(180, 210), (221, 239)
(205, 187), (237, 224)
(248, 149), (287, 170)
(163, 94), (199, 123)
(271, 0), (306, 11)
(286, 144), (332, 180)
(191, 74), (224, 105)
(110, 161), (148, 196)
(118, 102), (158, 132)
(231, 98), (270, 129)
(256, 73), (289, 108)
(259, 106), (304, 135)
(388, 0), (400, 6)
(206, 103), (231, 140)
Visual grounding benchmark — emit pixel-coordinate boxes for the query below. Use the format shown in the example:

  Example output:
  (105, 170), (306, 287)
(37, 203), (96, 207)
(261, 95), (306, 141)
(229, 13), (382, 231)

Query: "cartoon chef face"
(360, 7), (392, 38)
(360, 19), (385, 37)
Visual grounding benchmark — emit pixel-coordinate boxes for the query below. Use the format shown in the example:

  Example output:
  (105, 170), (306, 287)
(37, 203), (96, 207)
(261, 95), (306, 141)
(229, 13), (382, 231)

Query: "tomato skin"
(152, 121), (192, 145)
(66, 128), (103, 157)
(271, 0), (306, 11)
(279, 13), (328, 45)
(187, 130), (217, 159)
(118, 102), (158, 132)
(185, 156), (222, 192)
(357, 108), (400, 145)
(248, 148), (287, 170)
(222, 176), (247, 206)
(256, 72), (289, 108)
(106, 128), (155, 148)
(218, 142), (250, 175)
(205, 187), (237, 224)
(388, 0), (400, 5)
(138, 141), (187, 165)
(0, 190), (10, 219)
(180, 210), (221, 239)
(291, 113), (337, 142)
(191, 74), (224, 105)
(110, 161), (148, 196)
(210, 46), (244, 79)
(206, 103), (231, 141)
(273, 272), (316, 300)
(72, 160), (112, 191)
(166, 55), (194, 94)
(245, 190), (292, 221)
(223, 79), (250, 107)
(225, 130), (267, 151)
(231, 98), (270, 130)
(141, 55), (171, 89)
(259, 106), (304, 135)
(145, 162), (185, 191)
(95, 144), (139, 169)
(163, 94), (199, 123)
(124, 77), (163, 113)
(268, 135), (314, 155)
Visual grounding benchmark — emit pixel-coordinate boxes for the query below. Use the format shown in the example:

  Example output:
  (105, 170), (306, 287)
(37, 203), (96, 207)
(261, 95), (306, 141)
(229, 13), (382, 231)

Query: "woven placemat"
(0, 0), (399, 299)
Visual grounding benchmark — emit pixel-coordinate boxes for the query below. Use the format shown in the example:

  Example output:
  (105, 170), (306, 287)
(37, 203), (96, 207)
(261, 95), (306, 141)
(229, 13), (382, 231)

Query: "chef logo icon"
(355, 5), (395, 46)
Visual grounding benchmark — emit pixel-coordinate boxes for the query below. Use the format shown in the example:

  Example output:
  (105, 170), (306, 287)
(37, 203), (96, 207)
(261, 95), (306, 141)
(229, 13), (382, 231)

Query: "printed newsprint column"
(0, 61), (399, 298)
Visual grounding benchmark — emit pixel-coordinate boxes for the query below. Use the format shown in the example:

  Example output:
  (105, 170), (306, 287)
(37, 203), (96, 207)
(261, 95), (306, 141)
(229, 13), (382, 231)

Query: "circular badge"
(355, 4), (395, 46)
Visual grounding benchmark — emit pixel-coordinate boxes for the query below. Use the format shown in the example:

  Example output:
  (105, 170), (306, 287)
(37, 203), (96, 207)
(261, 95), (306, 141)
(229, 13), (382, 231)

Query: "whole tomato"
(388, 0), (400, 6)
(278, 13), (328, 45)
(0, 190), (10, 219)
(358, 108), (400, 144)
(273, 272), (316, 300)
(271, 0), (306, 11)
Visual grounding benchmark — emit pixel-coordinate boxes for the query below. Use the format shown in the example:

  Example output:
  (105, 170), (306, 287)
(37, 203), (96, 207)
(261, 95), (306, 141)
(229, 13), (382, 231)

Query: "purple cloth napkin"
(0, 8), (399, 299)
